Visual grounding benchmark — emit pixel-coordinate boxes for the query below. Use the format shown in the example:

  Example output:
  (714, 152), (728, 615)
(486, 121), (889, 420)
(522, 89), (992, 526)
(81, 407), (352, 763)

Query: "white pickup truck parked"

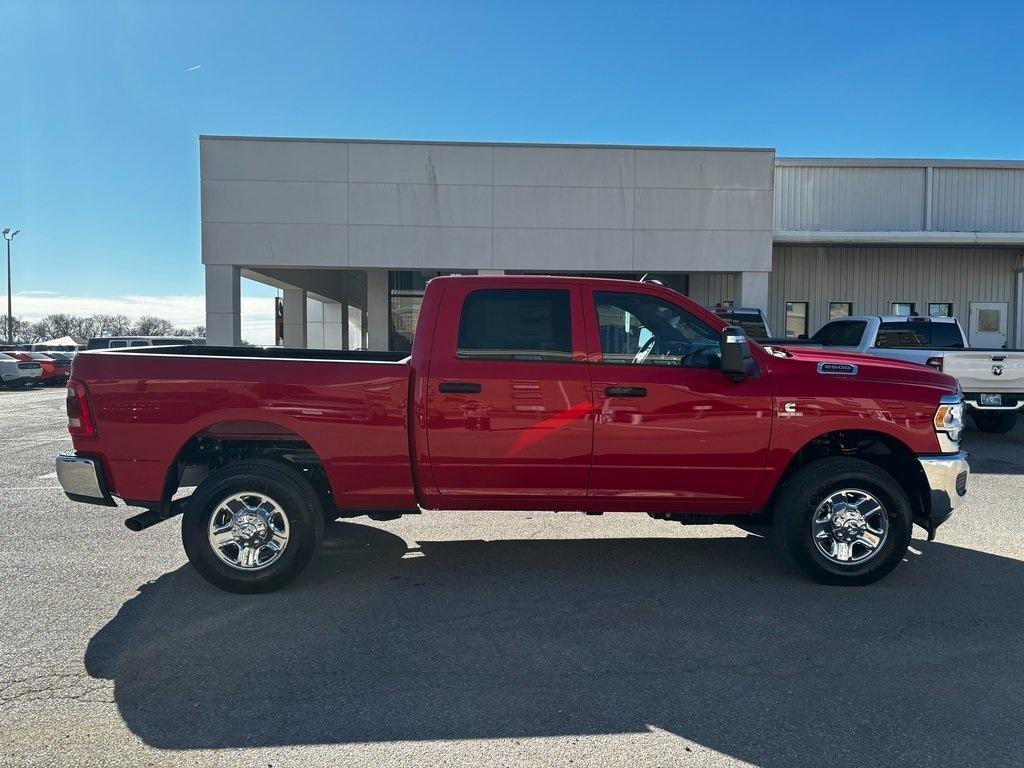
(944, 353), (1024, 433)
(801, 315), (967, 367)
(773, 315), (1023, 433)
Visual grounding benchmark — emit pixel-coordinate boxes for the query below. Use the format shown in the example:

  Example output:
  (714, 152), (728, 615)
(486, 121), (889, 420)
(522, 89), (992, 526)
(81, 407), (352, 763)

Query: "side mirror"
(720, 325), (753, 379)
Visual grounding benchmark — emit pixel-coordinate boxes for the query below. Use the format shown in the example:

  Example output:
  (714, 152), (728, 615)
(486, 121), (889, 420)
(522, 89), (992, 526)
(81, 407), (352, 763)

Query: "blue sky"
(2, 0), (1023, 337)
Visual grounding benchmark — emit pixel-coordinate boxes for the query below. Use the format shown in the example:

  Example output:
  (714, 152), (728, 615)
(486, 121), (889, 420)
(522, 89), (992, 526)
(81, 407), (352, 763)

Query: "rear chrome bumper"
(1, 374), (41, 386)
(964, 398), (1024, 411)
(917, 451), (969, 524)
(55, 453), (116, 507)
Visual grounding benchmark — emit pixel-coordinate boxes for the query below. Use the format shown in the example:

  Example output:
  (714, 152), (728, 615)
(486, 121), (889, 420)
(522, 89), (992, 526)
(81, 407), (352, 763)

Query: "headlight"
(934, 395), (964, 451)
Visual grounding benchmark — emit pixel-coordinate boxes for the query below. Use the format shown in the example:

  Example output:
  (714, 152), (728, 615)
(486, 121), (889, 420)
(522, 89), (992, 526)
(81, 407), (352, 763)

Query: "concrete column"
(305, 296), (324, 349)
(340, 304), (349, 350)
(734, 271), (770, 312)
(366, 270), (390, 350)
(283, 288), (307, 348)
(323, 300), (345, 349)
(205, 265), (241, 346)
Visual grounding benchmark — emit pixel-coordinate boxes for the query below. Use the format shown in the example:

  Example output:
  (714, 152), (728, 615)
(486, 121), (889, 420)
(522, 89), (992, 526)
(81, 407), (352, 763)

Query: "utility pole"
(2, 228), (20, 344)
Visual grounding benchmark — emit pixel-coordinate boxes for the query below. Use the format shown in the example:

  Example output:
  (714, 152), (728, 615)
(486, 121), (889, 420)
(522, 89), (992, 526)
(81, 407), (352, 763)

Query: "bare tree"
(30, 314), (77, 341)
(13, 313), (207, 343)
(69, 315), (103, 340)
(133, 315), (177, 336)
(0, 315), (37, 343)
(92, 314), (134, 336)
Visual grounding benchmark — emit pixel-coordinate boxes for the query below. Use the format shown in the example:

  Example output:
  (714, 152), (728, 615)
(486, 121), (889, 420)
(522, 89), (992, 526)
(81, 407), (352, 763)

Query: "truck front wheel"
(971, 411), (1017, 433)
(181, 459), (324, 593)
(773, 458), (912, 586)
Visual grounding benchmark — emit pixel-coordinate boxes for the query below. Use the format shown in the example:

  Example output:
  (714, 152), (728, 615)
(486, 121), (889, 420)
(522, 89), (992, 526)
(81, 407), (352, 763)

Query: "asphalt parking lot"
(3, 386), (1024, 767)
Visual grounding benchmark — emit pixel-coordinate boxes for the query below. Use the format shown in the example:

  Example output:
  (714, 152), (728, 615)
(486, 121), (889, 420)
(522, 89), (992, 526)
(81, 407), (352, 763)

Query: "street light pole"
(2, 228), (20, 344)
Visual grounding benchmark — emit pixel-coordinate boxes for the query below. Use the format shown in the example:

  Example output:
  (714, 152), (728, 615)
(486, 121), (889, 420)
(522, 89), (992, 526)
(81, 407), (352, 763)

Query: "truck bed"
(70, 346), (417, 509)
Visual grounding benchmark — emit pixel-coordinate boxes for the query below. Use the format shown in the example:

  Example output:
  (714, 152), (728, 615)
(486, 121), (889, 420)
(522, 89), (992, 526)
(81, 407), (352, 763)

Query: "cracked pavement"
(3, 385), (1024, 767)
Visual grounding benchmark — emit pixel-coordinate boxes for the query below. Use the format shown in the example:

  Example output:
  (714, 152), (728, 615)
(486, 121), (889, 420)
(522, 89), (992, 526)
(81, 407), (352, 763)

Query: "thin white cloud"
(11, 293), (276, 345)
(186, 64), (202, 72)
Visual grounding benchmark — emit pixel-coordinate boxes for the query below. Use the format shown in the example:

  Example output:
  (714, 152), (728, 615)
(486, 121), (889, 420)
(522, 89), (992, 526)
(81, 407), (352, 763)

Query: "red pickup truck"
(56, 275), (969, 593)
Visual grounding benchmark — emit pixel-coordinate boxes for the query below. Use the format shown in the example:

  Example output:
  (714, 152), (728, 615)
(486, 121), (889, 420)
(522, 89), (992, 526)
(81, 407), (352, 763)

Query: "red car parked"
(10, 352), (71, 385)
(56, 275), (969, 593)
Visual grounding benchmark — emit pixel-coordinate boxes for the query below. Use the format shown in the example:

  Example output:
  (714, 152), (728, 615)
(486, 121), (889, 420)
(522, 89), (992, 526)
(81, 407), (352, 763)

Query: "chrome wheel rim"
(811, 488), (889, 566)
(207, 492), (290, 571)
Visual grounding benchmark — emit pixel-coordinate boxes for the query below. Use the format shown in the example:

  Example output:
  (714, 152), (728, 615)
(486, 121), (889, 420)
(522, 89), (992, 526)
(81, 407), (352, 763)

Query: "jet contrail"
(186, 64), (202, 72)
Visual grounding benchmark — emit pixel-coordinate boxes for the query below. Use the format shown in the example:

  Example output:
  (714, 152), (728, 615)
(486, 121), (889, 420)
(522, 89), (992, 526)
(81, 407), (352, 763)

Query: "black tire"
(181, 459), (324, 593)
(772, 457), (912, 586)
(971, 411), (1017, 434)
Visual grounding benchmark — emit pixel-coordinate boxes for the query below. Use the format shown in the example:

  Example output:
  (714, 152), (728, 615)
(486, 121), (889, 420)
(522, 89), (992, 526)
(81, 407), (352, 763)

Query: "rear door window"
(833, 321), (867, 346)
(457, 289), (573, 361)
(811, 321), (865, 346)
(811, 322), (840, 345)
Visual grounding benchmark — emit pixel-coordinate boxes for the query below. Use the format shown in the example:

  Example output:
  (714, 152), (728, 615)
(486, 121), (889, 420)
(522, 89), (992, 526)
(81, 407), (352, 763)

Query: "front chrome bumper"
(56, 453), (116, 506)
(917, 451), (969, 522)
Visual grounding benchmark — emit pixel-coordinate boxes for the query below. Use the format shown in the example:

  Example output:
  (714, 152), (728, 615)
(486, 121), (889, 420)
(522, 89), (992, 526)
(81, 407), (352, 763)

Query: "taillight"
(925, 356), (944, 371)
(66, 379), (96, 437)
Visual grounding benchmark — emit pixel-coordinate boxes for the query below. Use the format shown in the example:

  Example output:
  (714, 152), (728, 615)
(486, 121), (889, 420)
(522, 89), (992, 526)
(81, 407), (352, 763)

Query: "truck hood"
(763, 344), (958, 390)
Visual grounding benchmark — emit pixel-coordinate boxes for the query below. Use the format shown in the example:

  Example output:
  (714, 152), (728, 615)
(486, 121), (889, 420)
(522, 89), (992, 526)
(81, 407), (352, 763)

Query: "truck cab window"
(457, 289), (573, 361)
(876, 322), (927, 347)
(812, 320), (866, 346)
(594, 291), (720, 368)
(930, 322), (965, 349)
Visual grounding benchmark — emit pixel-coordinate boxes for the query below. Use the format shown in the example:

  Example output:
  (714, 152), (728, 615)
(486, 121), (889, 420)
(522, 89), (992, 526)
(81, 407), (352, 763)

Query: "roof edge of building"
(773, 230), (1024, 245)
(197, 134), (776, 153)
(777, 156), (1024, 169)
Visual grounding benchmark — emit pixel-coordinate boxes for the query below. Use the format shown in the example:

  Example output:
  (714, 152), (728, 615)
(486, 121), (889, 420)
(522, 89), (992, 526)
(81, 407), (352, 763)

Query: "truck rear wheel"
(971, 411), (1017, 433)
(773, 457), (912, 586)
(181, 459), (324, 593)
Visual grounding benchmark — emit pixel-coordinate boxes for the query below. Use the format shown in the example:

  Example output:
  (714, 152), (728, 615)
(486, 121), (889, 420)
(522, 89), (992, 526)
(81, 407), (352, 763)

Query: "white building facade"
(201, 137), (1024, 350)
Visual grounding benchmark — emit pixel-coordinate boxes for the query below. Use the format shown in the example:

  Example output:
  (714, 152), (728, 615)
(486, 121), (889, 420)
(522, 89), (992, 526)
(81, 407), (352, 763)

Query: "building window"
(389, 271), (434, 352)
(929, 302), (953, 318)
(891, 302), (916, 317)
(457, 289), (573, 362)
(785, 302), (808, 339)
(829, 302), (852, 320)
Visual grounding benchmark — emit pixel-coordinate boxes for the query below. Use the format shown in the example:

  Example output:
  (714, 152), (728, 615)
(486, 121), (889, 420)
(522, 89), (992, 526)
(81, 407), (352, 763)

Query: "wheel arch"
(157, 419), (335, 515)
(760, 429), (929, 526)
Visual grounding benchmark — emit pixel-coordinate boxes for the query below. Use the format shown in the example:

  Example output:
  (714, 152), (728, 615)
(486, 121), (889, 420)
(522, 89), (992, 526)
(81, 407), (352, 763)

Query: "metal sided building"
(200, 137), (1024, 351)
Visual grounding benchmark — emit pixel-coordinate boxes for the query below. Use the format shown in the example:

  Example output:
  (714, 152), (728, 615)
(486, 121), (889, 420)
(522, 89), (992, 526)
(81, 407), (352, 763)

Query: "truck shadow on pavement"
(86, 521), (1024, 766)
